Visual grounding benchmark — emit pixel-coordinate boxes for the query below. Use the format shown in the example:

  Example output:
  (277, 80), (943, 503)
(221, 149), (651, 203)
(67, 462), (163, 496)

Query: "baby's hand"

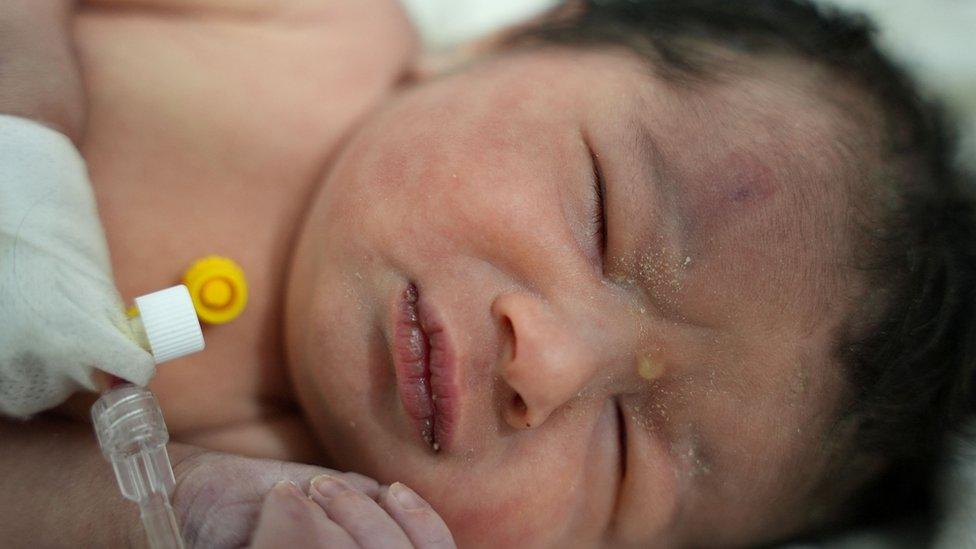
(249, 477), (456, 549)
(173, 449), (455, 549)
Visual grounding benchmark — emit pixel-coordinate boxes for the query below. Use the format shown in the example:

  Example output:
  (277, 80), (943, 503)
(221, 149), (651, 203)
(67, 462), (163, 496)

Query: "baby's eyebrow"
(632, 121), (665, 184)
(625, 119), (675, 225)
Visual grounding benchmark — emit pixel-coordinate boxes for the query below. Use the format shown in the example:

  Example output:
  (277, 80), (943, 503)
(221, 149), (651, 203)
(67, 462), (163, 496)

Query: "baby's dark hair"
(512, 0), (976, 540)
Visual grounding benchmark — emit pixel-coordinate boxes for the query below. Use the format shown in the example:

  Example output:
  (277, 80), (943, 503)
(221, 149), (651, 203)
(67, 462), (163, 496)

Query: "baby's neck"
(68, 0), (417, 461)
(86, 123), (321, 457)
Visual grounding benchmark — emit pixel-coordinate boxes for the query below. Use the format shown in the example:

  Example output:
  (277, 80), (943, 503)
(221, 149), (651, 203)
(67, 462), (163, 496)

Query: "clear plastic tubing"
(92, 384), (185, 549)
(89, 285), (204, 548)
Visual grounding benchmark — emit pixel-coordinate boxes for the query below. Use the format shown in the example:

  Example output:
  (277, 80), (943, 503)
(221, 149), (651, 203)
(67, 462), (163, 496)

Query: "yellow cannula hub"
(181, 256), (248, 324)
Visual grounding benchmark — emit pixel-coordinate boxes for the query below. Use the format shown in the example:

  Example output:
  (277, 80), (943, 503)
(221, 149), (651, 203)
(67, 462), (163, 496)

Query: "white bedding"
(828, 0), (976, 171)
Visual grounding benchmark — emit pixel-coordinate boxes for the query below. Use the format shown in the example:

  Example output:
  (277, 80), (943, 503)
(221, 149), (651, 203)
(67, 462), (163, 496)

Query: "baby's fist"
(249, 476), (456, 549)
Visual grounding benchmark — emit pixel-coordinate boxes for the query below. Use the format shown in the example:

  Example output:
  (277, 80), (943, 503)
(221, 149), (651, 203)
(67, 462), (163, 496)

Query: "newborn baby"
(10, 0), (976, 547)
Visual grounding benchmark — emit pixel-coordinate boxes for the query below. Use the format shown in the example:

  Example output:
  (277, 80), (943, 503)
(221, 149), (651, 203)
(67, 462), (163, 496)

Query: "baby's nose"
(491, 292), (625, 430)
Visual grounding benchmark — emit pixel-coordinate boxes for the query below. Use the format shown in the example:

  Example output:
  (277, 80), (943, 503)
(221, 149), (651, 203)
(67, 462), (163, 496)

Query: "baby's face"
(286, 47), (861, 547)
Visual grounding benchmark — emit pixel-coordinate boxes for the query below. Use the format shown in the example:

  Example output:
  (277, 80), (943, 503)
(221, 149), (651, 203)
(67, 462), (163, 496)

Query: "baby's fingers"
(309, 475), (414, 549)
(249, 481), (357, 549)
(381, 483), (457, 549)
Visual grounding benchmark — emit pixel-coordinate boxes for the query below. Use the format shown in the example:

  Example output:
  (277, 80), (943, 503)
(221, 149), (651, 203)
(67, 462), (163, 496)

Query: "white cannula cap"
(134, 285), (205, 364)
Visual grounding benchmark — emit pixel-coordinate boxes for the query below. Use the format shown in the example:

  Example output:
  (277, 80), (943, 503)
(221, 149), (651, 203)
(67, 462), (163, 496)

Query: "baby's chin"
(287, 402), (579, 547)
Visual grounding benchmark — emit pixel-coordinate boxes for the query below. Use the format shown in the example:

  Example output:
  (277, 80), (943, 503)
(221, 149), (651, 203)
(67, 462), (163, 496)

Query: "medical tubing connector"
(92, 285), (204, 549)
(92, 385), (183, 549)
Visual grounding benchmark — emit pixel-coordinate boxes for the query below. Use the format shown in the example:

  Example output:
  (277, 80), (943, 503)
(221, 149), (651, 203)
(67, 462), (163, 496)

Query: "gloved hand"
(0, 0), (154, 417)
(0, 117), (155, 417)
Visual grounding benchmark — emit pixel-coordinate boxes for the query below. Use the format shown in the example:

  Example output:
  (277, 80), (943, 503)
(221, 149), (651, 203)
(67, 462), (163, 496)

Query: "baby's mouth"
(392, 283), (457, 452)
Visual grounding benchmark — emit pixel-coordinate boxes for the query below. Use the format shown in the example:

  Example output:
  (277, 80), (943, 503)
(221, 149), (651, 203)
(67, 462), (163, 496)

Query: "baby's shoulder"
(76, 0), (417, 169)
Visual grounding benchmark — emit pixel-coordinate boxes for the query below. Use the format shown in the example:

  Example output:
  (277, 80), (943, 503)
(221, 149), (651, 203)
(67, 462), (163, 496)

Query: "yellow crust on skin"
(637, 355), (665, 381)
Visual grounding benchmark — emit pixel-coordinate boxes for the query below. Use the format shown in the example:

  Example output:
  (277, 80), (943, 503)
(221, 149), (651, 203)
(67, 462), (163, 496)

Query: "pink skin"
(286, 47), (865, 547)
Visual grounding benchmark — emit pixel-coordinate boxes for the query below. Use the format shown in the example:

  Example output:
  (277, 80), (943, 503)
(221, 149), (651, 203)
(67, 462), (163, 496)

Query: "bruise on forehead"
(688, 149), (780, 237)
(673, 119), (848, 332)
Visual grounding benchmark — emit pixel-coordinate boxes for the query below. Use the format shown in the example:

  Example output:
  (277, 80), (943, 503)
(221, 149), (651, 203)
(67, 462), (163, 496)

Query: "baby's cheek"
(416, 469), (582, 547)
(684, 358), (845, 537)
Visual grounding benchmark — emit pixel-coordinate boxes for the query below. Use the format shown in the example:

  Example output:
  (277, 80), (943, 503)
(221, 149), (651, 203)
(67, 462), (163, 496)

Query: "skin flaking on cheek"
(607, 239), (693, 331)
(604, 253), (676, 385)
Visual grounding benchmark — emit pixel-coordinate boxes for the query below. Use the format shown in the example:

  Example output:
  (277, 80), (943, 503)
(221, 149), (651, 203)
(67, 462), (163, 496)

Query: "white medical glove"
(0, 116), (154, 418)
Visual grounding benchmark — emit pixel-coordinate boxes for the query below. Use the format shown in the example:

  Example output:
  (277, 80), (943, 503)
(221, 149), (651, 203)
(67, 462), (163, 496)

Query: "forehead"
(624, 58), (860, 332)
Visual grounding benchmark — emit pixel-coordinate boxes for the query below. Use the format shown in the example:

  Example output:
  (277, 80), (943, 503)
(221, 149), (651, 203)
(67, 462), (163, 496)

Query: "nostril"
(500, 315), (516, 360)
(512, 393), (525, 410)
(511, 393), (529, 428)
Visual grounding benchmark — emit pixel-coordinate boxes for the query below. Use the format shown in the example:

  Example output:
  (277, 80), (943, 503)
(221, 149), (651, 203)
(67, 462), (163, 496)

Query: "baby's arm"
(0, 0), (84, 142)
(0, 2), (141, 543)
(1, 415), (437, 547)
(0, 416), (178, 546)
